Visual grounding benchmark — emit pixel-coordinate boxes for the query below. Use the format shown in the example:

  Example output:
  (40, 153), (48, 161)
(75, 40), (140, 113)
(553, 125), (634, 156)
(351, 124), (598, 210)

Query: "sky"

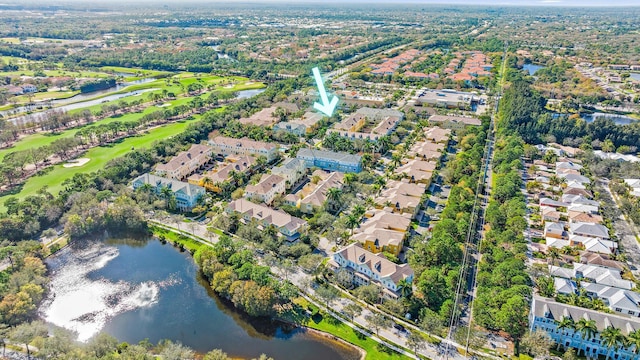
(27, 0), (640, 6)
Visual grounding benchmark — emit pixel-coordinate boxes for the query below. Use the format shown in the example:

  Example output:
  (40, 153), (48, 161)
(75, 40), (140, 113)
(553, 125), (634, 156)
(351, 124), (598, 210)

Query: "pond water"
(5, 88), (158, 125)
(523, 63), (544, 76)
(40, 239), (360, 360)
(236, 88), (266, 99)
(581, 112), (638, 125)
(5, 85), (264, 125)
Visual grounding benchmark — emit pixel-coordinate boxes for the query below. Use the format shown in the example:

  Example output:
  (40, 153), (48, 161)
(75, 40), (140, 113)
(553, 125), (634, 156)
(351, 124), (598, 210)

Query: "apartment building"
(530, 295), (640, 360)
(296, 148), (362, 173)
(208, 136), (278, 162)
(284, 170), (344, 214)
(353, 210), (412, 256)
(244, 174), (286, 204)
(375, 180), (426, 217)
(271, 158), (306, 187)
(226, 199), (307, 239)
(329, 243), (414, 300)
(132, 173), (205, 212)
(155, 144), (212, 180)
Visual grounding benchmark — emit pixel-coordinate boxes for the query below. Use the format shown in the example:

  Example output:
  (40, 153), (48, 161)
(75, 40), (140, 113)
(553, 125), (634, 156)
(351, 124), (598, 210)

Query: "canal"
(40, 238), (360, 360)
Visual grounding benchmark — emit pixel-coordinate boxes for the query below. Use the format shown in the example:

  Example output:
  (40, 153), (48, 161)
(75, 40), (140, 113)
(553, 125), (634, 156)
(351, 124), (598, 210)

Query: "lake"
(523, 63), (544, 76)
(581, 112), (638, 125)
(40, 239), (360, 360)
(236, 88), (265, 99)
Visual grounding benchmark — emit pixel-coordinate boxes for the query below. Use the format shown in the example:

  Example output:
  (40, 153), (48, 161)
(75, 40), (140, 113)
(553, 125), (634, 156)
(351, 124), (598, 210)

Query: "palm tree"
(345, 213), (360, 236)
(547, 247), (561, 266)
(627, 329), (640, 357)
(391, 153), (402, 168)
(601, 326), (625, 360)
(202, 177), (214, 191)
(555, 317), (575, 351)
(352, 204), (366, 217)
(343, 173), (357, 192)
(397, 278), (412, 298)
(160, 186), (176, 210)
(326, 187), (343, 214)
(138, 183), (153, 193)
(575, 318), (598, 358)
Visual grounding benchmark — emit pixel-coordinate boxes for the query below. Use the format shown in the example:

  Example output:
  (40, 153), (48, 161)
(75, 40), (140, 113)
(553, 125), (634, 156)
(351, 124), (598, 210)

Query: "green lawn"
(150, 225), (203, 252)
(0, 95), (206, 162)
(0, 117), (199, 211)
(288, 298), (410, 360)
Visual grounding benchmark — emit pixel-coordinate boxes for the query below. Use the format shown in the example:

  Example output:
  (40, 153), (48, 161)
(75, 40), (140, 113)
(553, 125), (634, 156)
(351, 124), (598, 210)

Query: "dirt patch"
(63, 158), (90, 168)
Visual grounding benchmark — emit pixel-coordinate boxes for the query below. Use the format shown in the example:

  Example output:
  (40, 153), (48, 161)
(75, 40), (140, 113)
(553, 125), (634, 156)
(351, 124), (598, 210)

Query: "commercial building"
(428, 115), (482, 129)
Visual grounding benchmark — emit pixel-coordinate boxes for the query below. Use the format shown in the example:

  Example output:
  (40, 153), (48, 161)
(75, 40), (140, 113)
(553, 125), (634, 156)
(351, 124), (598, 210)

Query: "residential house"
(408, 141), (445, 161)
(188, 155), (256, 192)
(155, 144), (212, 180)
(568, 211), (603, 225)
(395, 159), (436, 185)
(375, 180), (426, 217)
(273, 111), (324, 136)
(226, 199), (307, 239)
(271, 158), (306, 188)
(541, 206), (562, 222)
(238, 106), (280, 127)
(624, 179), (640, 197)
(132, 173), (205, 212)
(570, 222), (610, 239)
(329, 243), (414, 299)
(208, 136), (278, 162)
(353, 210), (412, 256)
(244, 174), (286, 204)
(424, 127), (452, 143)
(530, 295), (640, 360)
(544, 222), (567, 239)
(297, 148), (362, 173)
(284, 171), (344, 214)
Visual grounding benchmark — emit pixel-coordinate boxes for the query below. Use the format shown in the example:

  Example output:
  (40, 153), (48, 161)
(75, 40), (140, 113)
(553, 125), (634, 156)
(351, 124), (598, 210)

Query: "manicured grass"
(0, 117), (199, 210)
(0, 94), (205, 161)
(288, 298), (409, 360)
(100, 66), (170, 78)
(150, 225), (203, 252)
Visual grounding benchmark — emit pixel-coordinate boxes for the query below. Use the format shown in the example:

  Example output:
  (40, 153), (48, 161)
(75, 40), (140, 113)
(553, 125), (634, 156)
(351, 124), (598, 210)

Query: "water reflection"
(41, 239), (360, 360)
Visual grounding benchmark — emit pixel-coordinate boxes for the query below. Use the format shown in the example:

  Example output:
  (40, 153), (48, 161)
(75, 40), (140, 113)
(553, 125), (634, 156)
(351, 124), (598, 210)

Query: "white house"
(329, 243), (414, 300)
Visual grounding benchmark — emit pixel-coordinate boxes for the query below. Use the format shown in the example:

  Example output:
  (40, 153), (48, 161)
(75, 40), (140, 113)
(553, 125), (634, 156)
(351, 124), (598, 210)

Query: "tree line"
(473, 135), (531, 350)
(499, 77), (640, 150)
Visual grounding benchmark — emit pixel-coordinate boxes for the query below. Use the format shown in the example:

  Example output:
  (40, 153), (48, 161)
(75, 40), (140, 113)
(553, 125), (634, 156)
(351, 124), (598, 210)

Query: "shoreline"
(302, 326), (367, 360)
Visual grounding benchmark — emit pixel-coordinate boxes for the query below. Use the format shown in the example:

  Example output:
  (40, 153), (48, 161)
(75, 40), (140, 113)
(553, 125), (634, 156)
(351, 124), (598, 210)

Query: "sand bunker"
(224, 84), (234, 89)
(157, 103), (171, 107)
(63, 158), (90, 168)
